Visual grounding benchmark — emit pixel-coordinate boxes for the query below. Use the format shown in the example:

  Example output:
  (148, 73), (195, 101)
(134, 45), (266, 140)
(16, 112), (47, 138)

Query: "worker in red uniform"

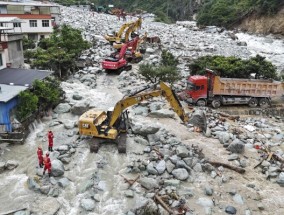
(48, 130), (54, 152)
(37, 146), (44, 168)
(43, 152), (52, 177)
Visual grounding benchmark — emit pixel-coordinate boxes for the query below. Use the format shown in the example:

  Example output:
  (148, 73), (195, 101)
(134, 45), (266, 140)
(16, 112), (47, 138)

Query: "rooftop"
(0, 68), (53, 86)
(0, 1), (57, 7)
(0, 84), (27, 103)
(0, 17), (23, 23)
(0, 14), (52, 19)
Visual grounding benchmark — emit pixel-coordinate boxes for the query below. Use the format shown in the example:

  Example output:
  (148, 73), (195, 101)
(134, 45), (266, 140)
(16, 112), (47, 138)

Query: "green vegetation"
(16, 78), (62, 121)
(16, 91), (38, 121)
(188, 55), (278, 79)
(139, 50), (180, 84)
(197, 0), (283, 27)
(22, 37), (36, 50)
(25, 24), (90, 78)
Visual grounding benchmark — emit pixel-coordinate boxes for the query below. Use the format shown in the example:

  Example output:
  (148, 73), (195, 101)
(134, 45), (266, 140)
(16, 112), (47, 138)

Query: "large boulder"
(0, 161), (6, 173)
(188, 110), (207, 132)
(228, 139), (245, 154)
(58, 177), (70, 188)
(176, 146), (189, 158)
(149, 109), (175, 118)
(27, 177), (40, 192)
(51, 159), (65, 177)
(71, 101), (90, 115)
(139, 177), (159, 190)
(30, 197), (61, 215)
(54, 103), (71, 114)
(81, 198), (95, 211)
(5, 160), (19, 170)
(172, 168), (189, 180)
(131, 121), (160, 136)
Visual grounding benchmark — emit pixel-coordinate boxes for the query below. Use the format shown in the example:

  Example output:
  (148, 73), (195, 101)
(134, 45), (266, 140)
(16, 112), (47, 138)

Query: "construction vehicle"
(78, 82), (189, 153)
(102, 36), (142, 72)
(181, 69), (284, 108)
(104, 17), (142, 45)
(113, 21), (142, 49)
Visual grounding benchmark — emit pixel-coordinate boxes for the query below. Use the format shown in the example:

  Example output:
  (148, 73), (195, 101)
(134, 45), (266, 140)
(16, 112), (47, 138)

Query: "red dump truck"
(181, 69), (284, 108)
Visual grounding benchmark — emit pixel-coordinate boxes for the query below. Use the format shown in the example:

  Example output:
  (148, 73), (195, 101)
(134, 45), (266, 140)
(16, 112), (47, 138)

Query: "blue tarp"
(0, 97), (18, 132)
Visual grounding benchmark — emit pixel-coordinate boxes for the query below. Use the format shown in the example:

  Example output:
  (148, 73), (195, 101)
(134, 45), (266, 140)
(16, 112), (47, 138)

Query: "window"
(0, 23), (3, 27)
(16, 41), (21, 51)
(0, 53), (3, 67)
(29, 20), (37, 27)
(42, 20), (49, 27)
(13, 22), (21, 28)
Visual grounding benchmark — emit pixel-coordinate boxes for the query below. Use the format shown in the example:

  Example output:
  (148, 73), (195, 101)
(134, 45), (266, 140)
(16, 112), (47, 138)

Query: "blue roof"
(0, 84), (28, 103)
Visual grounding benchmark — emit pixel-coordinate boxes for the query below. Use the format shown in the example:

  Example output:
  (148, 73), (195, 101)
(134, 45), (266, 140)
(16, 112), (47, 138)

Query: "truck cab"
(185, 75), (208, 105)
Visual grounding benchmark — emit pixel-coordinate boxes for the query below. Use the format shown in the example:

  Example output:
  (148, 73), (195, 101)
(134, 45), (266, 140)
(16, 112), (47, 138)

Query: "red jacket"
(37, 148), (43, 158)
(43, 157), (51, 168)
(48, 132), (54, 144)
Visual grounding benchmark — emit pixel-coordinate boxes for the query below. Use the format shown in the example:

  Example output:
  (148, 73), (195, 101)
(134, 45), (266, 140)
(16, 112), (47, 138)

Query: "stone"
(164, 179), (180, 187)
(225, 206), (237, 214)
(227, 139), (245, 154)
(27, 177), (40, 192)
(71, 101), (89, 115)
(233, 194), (244, 204)
(176, 146), (189, 158)
(57, 145), (70, 151)
(244, 125), (256, 132)
(5, 160), (19, 170)
(228, 154), (239, 161)
(196, 197), (214, 207)
(147, 162), (158, 175)
(48, 187), (60, 197)
(14, 211), (29, 215)
(40, 185), (51, 195)
(257, 203), (265, 210)
(51, 159), (65, 177)
(61, 157), (71, 164)
(49, 151), (60, 160)
(81, 199), (95, 211)
(49, 177), (57, 185)
(31, 197), (61, 215)
(188, 110), (207, 132)
(139, 177), (159, 190)
(276, 172), (284, 187)
(131, 122), (160, 136)
(63, 120), (75, 129)
(218, 132), (231, 144)
(193, 163), (203, 172)
(172, 168), (189, 180)
(72, 93), (83, 100)
(125, 190), (134, 198)
(0, 162), (6, 173)
(155, 160), (166, 174)
(204, 186), (213, 196)
(149, 109), (175, 118)
(93, 194), (100, 202)
(166, 160), (175, 173)
(58, 177), (70, 188)
(134, 136), (149, 145)
(79, 179), (94, 193)
(54, 103), (71, 113)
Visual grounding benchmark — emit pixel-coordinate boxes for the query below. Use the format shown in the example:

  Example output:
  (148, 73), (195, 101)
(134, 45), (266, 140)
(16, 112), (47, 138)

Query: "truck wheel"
(248, 98), (258, 108)
(212, 99), (221, 108)
(196, 99), (206, 106)
(259, 98), (270, 108)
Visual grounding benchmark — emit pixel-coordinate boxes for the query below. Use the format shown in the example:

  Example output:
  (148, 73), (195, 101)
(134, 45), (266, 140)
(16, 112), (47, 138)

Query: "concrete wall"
(6, 19), (53, 34)
(8, 40), (24, 68)
(0, 50), (7, 70)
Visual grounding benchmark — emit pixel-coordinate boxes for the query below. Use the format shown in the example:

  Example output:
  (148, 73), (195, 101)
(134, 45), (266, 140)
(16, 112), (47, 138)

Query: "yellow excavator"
(78, 82), (189, 153)
(104, 17), (142, 45)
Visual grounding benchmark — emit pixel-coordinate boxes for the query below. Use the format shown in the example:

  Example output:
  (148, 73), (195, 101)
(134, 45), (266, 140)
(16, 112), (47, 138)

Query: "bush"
(22, 37), (36, 50)
(188, 55), (278, 79)
(16, 91), (38, 121)
(161, 50), (179, 67)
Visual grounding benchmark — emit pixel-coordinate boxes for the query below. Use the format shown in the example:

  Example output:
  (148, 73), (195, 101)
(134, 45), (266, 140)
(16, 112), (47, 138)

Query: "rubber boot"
(48, 173), (51, 177)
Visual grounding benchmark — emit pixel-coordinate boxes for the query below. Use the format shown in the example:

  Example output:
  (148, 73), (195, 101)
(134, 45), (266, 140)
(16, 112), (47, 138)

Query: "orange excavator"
(102, 37), (140, 72)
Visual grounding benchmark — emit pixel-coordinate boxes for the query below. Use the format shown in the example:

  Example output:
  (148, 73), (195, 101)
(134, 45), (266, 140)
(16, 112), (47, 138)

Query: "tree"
(22, 37), (36, 50)
(30, 24), (90, 78)
(139, 50), (180, 84)
(188, 55), (278, 79)
(16, 91), (38, 121)
(32, 77), (62, 110)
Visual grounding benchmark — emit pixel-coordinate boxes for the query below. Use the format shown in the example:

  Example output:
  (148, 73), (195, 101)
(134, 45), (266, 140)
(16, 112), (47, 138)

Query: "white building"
(0, 1), (60, 41)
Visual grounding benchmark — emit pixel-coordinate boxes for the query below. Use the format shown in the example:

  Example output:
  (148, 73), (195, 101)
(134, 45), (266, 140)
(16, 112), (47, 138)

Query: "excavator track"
(90, 139), (100, 153)
(117, 133), (127, 153)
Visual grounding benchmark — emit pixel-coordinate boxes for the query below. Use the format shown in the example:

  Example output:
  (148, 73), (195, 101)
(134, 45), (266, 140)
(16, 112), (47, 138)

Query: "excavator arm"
(108, 82), (189, 127)
(116, 17), (142, 39)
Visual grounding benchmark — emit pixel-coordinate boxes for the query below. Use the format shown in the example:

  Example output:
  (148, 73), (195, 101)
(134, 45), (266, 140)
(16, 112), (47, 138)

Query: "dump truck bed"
(213, 76), (284, 97)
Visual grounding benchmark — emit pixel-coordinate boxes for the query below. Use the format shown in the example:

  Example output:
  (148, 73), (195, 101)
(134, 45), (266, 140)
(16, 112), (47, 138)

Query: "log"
(154, 194), (175, 214)
(218, 112), (240, 121)
(208, 161), (245, 174)
(254, 157), (266, 169)
(119, 174), (140, 188)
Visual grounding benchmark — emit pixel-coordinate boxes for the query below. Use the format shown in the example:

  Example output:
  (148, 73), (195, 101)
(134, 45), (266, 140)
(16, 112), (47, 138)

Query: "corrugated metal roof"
(0, 17), (23, 23)
(0, 68), (53, 86)
(0, 84), (27, 103)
